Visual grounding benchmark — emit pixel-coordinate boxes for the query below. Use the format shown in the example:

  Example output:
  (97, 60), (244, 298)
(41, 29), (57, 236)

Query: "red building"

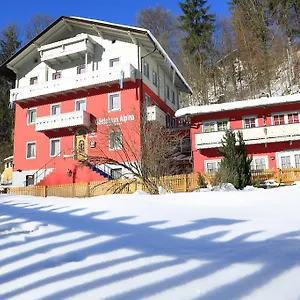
(176, 94), (300, 174)
(0, 16), (192, 187)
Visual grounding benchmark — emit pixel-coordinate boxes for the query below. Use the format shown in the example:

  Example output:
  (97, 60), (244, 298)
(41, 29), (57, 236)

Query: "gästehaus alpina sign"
(95, 114), (135, 125)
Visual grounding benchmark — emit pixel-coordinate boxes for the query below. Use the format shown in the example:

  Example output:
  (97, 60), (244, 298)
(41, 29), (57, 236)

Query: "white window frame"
(26, 141), (37, 159)
(77, 65), (86, 74)
(251, 156), (269, 170)
(50, 138), (61, 157)
(271, 111), (300, 125)
(277, 150), (300, 169)
(165, 85), (170, 100)
(109, 131), (123, 151)
(171, 90), (176, 104)
(152, 70), (158, 87)
(204, 159), (221, 173)
(108, 92), (121, 112)
(29, 76), (38, 85)
(75, 99), (86, 112)
(50, 103), (61, 116)
(52, 71), (62, 80)
(145, 93), (151, 107)
(109, 57), (120, 68)
(27, 108), (37, 125)
(143, 61), (150, 79)
(242, 115), (258, 128)
(202, 119), (230, 133)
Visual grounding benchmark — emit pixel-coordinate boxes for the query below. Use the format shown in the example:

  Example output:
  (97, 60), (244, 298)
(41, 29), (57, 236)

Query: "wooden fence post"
(184, 174), (188, 192)
(275, 168), (281, 184)
(43, 185), (47, 198)
(86, 182), (90, 197)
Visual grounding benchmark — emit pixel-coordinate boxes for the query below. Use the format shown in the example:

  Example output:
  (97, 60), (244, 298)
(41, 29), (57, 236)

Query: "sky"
(0, 0), (229, 31)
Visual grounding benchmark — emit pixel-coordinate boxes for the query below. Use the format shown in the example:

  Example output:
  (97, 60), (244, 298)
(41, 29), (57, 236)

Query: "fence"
(7, 168), (300, 198)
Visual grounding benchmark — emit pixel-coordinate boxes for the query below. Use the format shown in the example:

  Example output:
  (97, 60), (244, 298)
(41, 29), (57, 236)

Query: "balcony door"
(75, 128), (87, 161)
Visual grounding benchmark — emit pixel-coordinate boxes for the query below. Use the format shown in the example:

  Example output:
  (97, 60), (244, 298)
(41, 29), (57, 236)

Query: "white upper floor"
(3, 16), (192, 113)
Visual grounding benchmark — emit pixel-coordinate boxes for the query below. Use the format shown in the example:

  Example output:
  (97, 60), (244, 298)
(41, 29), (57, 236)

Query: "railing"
(35, 110), (91, 132)
(196, 123), (300, 149)
(10, 64), (137, 102)
(27, 148), (75, 186)
(12, 168), (300, 198)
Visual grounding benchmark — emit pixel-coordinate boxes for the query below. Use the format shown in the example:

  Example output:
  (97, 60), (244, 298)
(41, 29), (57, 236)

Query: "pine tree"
(179, 0), (215, 59)
(0, 23), (21, 169)
(217, 130), (252, 189)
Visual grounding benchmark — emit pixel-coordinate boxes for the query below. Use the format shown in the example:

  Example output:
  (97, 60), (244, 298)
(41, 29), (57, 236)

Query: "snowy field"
(1, 186), (300, 300)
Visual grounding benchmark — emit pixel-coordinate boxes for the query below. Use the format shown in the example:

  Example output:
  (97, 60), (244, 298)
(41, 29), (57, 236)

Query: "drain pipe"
(139, 43), (157, 106)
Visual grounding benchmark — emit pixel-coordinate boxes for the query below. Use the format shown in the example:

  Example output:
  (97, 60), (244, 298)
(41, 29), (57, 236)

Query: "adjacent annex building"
(176, 94), (300, 174)
(0, 16), (192, 187)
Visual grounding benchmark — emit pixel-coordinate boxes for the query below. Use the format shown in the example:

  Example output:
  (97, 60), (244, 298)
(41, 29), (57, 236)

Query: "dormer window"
(52, 71), (61, 80)
(77, 65), (86, 74)
(30, 76), (38, 85)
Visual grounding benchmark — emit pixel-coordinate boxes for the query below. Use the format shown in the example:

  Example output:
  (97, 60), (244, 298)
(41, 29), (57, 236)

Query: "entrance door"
(75, 129), (87, 161)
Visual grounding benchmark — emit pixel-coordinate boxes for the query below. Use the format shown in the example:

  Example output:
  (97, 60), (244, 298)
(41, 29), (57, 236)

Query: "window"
(281, 156), (292, 169)
(217, 120), (228, 131)
(30, 76), (38, 85)
(166, 114), (171, 128)
(145, 94), (151, 107)
(243, 116), (257, 128)
(172, 91), (175, 104)
(52, 71), (61, 80)
(273, 114), (285, 125)
(108, 93), (121, 111)
(152, 71), (158, 87)
(251, 157), (267, 170)
(109, 58), (120, 68)
(295, 154), (300, 168)
(288, 112), (299, 124)
(77, 65), (86, 74)
(143, 61), (149, 78)
(28, 108), (37, 125)
(75, 99), (86, 111)
(278, 151), (300, 169)
(26, 142), (36, 159)
(51, 104), (61, 116)
(205, 160), (220, 173)
(203, 120), (228, 133)
(109, 131), (122, 150)
(50, 139), (60, 157)
(165, 85), (170, 100)
(111, 168), (122, 179)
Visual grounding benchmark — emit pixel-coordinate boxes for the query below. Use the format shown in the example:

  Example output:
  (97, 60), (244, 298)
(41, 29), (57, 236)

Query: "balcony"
(10, 64), (137, 103)
(38, 34), (95, 64)
(35, 110), (91, 132)
(195, 123), (300, 149)
(147, 105), (166, 126)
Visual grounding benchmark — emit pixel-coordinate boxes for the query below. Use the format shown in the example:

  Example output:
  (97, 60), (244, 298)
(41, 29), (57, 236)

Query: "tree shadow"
(0, 195), (300, 299)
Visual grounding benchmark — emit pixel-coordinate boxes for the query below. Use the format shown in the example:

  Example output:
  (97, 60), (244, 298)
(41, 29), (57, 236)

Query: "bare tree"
(136, 5), (179, 59)
(86, 105), (189, 194)
(25, 14), (54, 42)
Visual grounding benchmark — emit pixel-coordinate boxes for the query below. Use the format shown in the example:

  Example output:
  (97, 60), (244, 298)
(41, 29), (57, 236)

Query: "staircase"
(33, 148), (113, 186)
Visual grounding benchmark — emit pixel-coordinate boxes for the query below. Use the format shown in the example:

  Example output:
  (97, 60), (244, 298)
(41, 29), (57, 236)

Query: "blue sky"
(0, 0), (229, 31)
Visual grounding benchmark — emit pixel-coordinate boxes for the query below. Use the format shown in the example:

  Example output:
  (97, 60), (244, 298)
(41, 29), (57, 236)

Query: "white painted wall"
(12, 168), (53, 187)
(16, 32), (179, 112)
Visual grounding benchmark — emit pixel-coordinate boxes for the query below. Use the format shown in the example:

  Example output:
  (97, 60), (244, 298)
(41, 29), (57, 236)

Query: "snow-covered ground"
(1, 186), (300, 300)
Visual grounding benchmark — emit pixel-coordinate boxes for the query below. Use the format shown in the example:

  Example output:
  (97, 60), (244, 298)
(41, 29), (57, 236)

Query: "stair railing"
(29, 148), (75, 186)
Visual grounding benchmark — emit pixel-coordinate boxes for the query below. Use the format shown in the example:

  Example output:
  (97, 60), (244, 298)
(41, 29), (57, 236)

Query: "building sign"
(95, 114), (135, 126)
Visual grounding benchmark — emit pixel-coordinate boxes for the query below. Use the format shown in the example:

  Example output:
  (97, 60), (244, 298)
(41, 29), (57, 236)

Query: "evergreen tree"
(0, 23), (21, 169)
(179, 0), (215, 59)
(217, 130), (252, 189)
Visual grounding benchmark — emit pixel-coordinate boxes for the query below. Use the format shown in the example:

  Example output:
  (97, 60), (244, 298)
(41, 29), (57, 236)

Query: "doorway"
(75, 128), (88, 161)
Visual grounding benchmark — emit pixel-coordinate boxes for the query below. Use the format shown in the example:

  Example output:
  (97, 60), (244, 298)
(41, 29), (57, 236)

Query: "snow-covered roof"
(175, 94), (300, 117)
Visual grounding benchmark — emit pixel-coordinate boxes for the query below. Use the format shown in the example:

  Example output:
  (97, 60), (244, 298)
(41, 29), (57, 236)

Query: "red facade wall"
(13, 80), (174, 184)
(191, 102), (300, 173)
